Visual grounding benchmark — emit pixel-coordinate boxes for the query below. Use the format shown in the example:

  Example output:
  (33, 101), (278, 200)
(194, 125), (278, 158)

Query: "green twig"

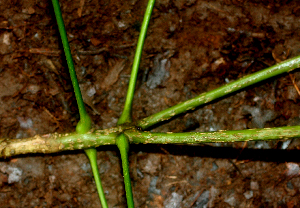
(52, 0), (91, 133)
(2, 126), (300, 157)
(117, 0), (156, 125)
(116, 0), (156, 206)
(136, 55), (300, 130)
(116, 134), (134, 208)
(125, 126), (300, 144)
(85, 148), (108, 208)
(52, 0), (106, 206)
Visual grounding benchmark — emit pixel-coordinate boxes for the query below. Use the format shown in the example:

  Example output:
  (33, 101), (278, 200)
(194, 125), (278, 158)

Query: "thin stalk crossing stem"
(116, 0), (156, 206)
(52, 0), (106, 206)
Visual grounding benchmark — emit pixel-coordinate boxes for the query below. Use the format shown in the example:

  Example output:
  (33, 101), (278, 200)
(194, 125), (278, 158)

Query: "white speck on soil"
(250, 181), (259, 191)
(164, 192), (183, 208)
(0, 165), (23, 184)
(286, 163), (300, 177)
(17, 117), (33, 129)
(3, 33), (10, 45)
(224, 195), (236, 206)
(244, 190), (253, 199)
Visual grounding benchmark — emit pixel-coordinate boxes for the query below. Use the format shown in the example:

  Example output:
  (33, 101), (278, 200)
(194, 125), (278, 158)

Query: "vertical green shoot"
(52, 0), (107, 207)
(85, 148), (108, 208)
(52, 0), (91, 133)
(117, 0), (156, 125)
(116, 134), (134, 208)
(116, 0), (156, 207)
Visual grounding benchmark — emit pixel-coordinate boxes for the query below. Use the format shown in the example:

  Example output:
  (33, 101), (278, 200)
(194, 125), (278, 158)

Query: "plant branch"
(85, 148), (108, 208)
(136, 55), (300, 130)
(116, 134), (134, 208)
(2, 126), (300, 158)
(52, 0), (91, 133)
(116, 0), (156, 205)
(52, 0), (107, 205)
(118, 0), (156, 125)
(0, 129), (118, 158)
(125, 126), (300, 144)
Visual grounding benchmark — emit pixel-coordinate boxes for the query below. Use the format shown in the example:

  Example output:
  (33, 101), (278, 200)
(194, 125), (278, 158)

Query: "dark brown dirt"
(1, 0), (300, 207)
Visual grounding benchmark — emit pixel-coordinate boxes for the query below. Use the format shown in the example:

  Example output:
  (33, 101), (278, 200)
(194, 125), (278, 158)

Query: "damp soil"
(1, 0), (300, 207)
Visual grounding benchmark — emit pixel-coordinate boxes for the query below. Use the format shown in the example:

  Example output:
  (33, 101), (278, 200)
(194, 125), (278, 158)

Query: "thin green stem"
(125, 126), (300, 144)
(52, 1), (106, 206)
(136, 55), (300, 130)
(117, 0), (156, 125)
(85, 148), (108, 208)
(116, 134), (134, 208)
(52, 0), (91, 133)
(116, 0), (155, 206)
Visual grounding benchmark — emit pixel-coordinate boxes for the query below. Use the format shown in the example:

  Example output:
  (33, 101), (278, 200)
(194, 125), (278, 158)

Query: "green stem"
(52, 0), (91, 133)
(2, 126), (300, 158)
(116, 134), (134, 208)
(52, 1), (106, 206)
(116, 0), (155, 206)
(117, 0), (156, 125)
(125, 126), (300, 144)
(136, 55), (300, 130)
(85, 148), (108, 208)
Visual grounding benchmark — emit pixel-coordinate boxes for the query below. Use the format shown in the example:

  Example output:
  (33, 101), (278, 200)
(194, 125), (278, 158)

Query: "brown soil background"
(1, 0), (300, 207)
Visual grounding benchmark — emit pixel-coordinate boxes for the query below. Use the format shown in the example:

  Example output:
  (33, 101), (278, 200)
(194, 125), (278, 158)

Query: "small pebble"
(6, 166), (23, 184)
(195, 190), (209, 207)
(250, 181), (259, 190)
(148, 176), (161, 195)
(48, 165), (53, 171)
(286, 163), (300, 177)
(136, 168), (144, 178)
(0, 32), (12, 54)
(33, 32), (39, 39)
(49, 175), (56, 184)
(17, 117), (33, 129)
(224, 196), (236, 206)
(27, 85), (40, 94)
(117, 21), (126, 29)
(281, 140), (291, 149)
(164, 192), (183, 208)
(243, 190), (253, 199)
(255, 141), (270, 149)
(81, 163), (91, 172)
(211, 162), (219, 171)
(146, 54), (170, 89)
(86, 86), (96, 97)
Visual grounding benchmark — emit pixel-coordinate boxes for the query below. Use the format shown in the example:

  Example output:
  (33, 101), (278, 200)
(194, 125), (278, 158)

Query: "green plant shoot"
(116, 0), (156, 206)
(52, 0), (107, 207)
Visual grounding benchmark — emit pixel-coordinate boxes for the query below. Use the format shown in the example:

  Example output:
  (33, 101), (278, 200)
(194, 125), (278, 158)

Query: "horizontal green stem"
(136, 55), (300, 130)
(1, 126), (300, 158)
(124, 126), (300, 144)
(0, 129), (118, 158)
